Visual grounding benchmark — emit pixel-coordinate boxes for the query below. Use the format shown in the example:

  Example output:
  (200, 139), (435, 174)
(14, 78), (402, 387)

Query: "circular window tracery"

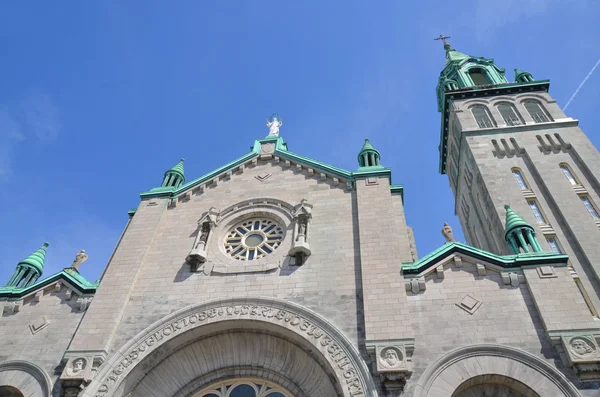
(194, 378), (292, 397)
(224, 219), (284, 261)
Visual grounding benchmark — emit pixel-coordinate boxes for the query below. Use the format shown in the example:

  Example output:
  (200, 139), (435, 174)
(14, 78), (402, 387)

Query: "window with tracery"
(194, 379), (293, 397)
(523, 100), (550, 123)
(471, 106), (495, 129)
(224, 218), (284, 260)
(497, 103), (522, 126)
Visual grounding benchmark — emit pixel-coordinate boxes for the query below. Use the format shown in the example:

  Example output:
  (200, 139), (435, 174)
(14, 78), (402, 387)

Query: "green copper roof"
(504, 205), (533, 238)
(18, 242), (49, 273)
(445, 48), (469, 64)
(358, 139), (378, 154)
(402, 241), (568, 276)
(140, 136), (403, 201)
(165, 158), (185, 179)
(0, 268), (99, 298)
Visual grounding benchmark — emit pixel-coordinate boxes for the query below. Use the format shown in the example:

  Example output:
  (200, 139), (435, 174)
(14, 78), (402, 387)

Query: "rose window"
(224, 219), (284, 260)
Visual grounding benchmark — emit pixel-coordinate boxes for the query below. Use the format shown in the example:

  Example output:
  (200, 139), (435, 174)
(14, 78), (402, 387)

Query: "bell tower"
(436, 37), (600, 316)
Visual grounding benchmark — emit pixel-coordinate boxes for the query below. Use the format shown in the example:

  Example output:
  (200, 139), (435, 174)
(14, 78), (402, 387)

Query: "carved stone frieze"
(405, 277), (426, 294)
(501, 272), (525, 288)
(60, 352), (106, 397)
(550, 332), (600, 382)
(90, 301), (371, 397)
(366, 340), (415, 396)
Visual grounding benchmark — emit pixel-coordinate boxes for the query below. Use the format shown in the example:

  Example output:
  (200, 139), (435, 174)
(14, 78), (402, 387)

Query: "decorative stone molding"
(453, 255), (463, 268)
(254, 170), (272, 182)
(405, 277), (426, 294)
(34, 290), (44, 302)
(366, 339), (415, 396)
(501, 271), (525, 287)
(456, 294), (482, 315)
(536, 265), (557, 279)
(186, 207), (220, 272)
(0, 360), (53, 397)
(29, 316), (49, 335)
(436, 265), (444, 279)
(3, 300), (22, 314)
(60, 352), (106, 397)
(288, 199), (312, 266)
(77, 297), (92, 311)
(549, 331), (600, 382)
(476, 264), (487, 276)
(86, 297), (376, 397)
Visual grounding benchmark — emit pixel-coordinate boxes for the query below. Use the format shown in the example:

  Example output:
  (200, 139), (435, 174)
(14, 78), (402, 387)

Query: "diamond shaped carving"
(456, 294), (482, 314)
(29, 316), (49, 335)
(255, 171), (272, 182)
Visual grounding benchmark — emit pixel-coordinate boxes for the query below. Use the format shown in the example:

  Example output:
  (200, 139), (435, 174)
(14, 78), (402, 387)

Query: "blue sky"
(0, 0), (599, 284)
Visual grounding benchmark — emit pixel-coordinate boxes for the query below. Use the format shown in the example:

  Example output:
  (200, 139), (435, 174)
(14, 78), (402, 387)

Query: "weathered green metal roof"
(140, 136), (403, 200)
(358, 139), (378, 154)
(165, 158), (185, 179)
(0, 268), (99, 298)
(402, 241), (569, 275)
(18, 242), (49, 273)
(445, 48), (469, 64)
(504, 204), (533, 238)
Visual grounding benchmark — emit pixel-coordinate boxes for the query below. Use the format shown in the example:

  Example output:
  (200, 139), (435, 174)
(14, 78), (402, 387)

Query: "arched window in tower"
(523, 100), (551, 123)
(468, 68), (489, 86)
(580, 195), (600, 220)
(497, 103), (522, 126)
(471, 106), (495, 129)
(559, 163), (579, 186)
(511, 168), (528, 189)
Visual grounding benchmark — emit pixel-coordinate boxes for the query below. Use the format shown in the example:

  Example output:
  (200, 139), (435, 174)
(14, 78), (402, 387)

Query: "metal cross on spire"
(434, 34), (452, 50)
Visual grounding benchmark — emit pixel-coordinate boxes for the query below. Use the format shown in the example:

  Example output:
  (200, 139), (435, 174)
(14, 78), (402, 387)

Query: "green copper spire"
(5, 242), (48, 288)
(357, 139), (382, 168)
(504, 205), (542, 254)
(161, 158), (185, 189)
(514, 69), (534, 83)
(436, 42), (509, 112)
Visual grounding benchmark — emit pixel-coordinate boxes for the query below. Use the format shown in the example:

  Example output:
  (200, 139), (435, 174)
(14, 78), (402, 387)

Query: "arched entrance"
(0, 385), (25, 397)
(413, 344), (581, 397)
(87, 298), (376, 397)
(451, 374), (540, 397)
(0, 360), (53, 397)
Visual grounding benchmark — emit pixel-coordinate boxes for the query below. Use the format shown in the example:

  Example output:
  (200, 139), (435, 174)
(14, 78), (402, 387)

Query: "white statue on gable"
(266, 114), (283, 136)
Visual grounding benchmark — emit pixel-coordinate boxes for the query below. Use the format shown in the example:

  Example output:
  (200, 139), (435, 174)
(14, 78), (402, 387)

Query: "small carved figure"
(71, 250), (88, 271)
(297, 219), (307, 240)
(570, 337), (596, 357)
(196, 223), (211, 249)
(266, 114), (283, 136)
(442, 222), (455, 243)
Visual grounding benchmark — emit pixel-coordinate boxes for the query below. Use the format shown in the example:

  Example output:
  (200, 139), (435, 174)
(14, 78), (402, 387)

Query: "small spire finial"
(434, 34), (452, 50)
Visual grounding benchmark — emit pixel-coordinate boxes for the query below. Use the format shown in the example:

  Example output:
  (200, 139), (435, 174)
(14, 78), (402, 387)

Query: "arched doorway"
(413, 344), (581, 397)
(0, 385), (24, 397)
(452, 374), (540, 397)
(87, 298), (376, 397)
(0, 361), (52, 397)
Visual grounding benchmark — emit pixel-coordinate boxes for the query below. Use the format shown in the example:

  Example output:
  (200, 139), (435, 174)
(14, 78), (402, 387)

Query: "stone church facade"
(1, 44), (600, 397)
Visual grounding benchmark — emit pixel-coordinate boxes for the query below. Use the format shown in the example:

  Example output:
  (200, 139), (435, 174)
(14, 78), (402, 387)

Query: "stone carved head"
(570, 337), (596, 357)
(73, 358), (85, 372)
(379, 347), (404, 369)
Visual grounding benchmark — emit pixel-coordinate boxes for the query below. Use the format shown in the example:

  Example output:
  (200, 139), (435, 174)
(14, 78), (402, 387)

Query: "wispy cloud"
(473, 0), (558, 40)
(0, 108), (25, 175)
(564, 56), (600, 110)
(0, 90), (61, 177)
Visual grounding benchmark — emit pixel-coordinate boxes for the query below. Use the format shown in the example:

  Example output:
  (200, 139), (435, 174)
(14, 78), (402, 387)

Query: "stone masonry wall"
(402, 259), (586, 395)
(0, 286), (86, 386)
(107, 158), (378, 355)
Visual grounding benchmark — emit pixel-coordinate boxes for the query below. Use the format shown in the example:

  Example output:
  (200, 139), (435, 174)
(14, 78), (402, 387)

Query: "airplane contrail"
(564, 57), (600, 110)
